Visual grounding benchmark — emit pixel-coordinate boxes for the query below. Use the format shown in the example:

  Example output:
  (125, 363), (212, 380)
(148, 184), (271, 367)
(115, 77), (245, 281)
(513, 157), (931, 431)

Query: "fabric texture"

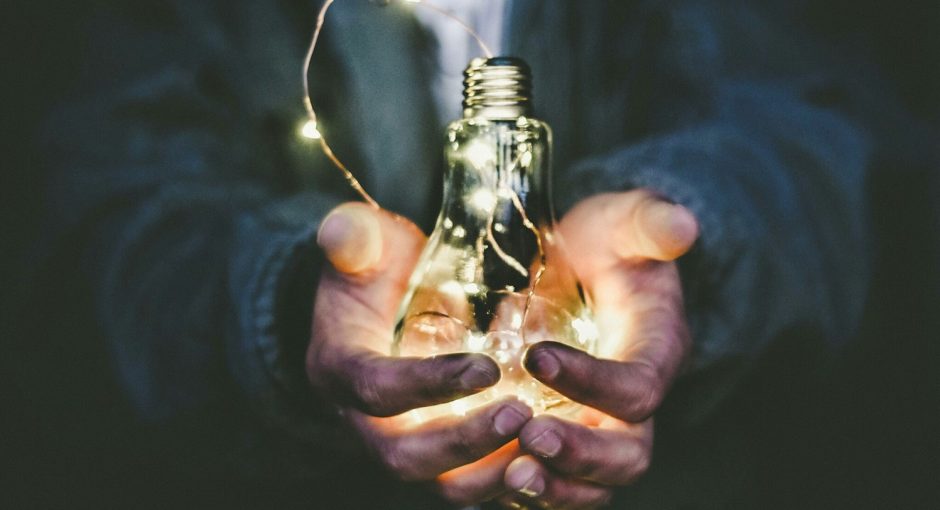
(39, 0), (885, 503)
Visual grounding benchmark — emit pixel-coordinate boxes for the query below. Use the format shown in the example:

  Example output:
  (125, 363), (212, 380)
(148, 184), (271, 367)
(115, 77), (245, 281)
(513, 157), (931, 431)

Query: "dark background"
(3, 1), (938, 507)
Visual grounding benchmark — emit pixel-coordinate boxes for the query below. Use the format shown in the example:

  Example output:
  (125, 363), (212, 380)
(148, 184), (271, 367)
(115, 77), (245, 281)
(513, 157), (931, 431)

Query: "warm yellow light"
(467, 332), (487, 352)
(451, 398), (470, 417)
(465, 140), (495, 169)
(571, 316), (599, 346)
(463, 282), (483, 295)
(301, 120), (322, 139)
(510, 311), (523, 330)
(469, 188), (497, 213)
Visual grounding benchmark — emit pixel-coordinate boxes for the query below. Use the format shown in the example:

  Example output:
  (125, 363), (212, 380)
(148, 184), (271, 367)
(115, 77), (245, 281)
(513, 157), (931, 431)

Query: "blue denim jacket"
(41, 0), (873, 486)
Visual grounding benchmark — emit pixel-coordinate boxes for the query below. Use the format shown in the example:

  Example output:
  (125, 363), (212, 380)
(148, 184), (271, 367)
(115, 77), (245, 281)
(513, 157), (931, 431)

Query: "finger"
(317, 202), (384, 274)
(560, 191), (698, 265)
(518, 415), (652, 486)
(311, 202), (457, 416)
(434, 440), (521, 506)
(352, 398), (533, 482)
(313, 351), (500, 417)
(625, 193), (698, 261)
(505, 456), (613, 509)
(523, 342), (665, 423)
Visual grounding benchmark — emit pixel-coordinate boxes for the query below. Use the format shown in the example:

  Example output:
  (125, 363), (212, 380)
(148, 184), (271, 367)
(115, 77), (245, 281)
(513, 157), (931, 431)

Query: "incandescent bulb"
(392, 58), (598, 421)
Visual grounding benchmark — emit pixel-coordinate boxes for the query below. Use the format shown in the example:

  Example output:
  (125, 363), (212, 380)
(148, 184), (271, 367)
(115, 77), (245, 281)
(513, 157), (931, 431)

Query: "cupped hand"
(501, 190), (699, 509)
(308, 202), (533, 506)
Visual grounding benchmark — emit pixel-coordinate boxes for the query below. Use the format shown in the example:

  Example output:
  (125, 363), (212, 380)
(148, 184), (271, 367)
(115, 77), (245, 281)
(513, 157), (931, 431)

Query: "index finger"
(309, 348), (501, 417)
(523, 342), (669, 423)
(522, 261), (690, 422)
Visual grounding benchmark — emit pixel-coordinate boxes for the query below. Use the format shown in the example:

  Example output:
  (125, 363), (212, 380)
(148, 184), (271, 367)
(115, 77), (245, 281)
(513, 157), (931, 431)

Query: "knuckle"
(352, 365), (390, 416)
(378, 440), (422, 482)
(449, 423), (482, 460)
(631, 450), (652, 481)
(621, 364), (664, 421)
(568, 448), (603, 480)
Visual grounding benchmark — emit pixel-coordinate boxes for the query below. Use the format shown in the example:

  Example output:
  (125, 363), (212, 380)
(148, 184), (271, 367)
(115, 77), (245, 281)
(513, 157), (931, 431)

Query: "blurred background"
(2, 0), (937, 507)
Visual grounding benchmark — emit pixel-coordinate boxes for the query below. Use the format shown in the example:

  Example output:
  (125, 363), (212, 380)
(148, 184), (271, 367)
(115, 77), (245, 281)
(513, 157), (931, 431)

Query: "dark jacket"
(40, 0), (881, 505)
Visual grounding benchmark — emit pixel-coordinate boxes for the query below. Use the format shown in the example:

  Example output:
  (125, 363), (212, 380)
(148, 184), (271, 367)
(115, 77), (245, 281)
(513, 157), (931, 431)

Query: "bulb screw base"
(463, 57), (533, 120)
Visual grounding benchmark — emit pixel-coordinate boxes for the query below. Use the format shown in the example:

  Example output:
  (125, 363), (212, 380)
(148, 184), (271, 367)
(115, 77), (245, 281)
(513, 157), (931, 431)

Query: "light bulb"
(393, 57), (598, 420)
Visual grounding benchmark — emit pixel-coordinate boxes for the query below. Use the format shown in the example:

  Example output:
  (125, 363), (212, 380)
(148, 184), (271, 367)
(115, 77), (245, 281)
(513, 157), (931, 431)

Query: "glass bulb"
(392, 58), (597, 421)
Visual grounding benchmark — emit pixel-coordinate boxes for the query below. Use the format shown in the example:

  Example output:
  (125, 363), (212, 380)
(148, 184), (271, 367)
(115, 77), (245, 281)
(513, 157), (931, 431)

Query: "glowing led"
(443, 217), (454, 229)
(451, 398), (469, 416)
(451, 225), (466, 238)
(458, 259), (478, 282)
(439, 280), (464, 297)
(571, 317), (599, 345)
(519, 150), (533, 167)
(463, 283), (482, 295)
(469, 189), (497, 212)
(510, 311), (523, 330)
(467, 332), (487, 352)
(465, 141), (495, 169)
(300, 120), (322, 139)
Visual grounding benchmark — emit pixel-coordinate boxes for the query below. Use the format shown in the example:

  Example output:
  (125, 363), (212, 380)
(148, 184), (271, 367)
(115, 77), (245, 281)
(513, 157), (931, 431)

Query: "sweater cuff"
(228, 192), (345, 443)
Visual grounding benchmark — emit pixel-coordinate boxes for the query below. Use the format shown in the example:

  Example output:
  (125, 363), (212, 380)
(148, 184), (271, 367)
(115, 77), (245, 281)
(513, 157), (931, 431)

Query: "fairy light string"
(302, 0), (548, 348)
(301, 0), (494, 209)
(301, 0), (378, 208)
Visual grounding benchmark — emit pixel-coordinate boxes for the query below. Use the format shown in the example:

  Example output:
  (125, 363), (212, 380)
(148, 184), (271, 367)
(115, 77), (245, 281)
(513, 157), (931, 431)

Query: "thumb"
(317, 202), (383, 274)
(619, 194), (699, 262)
(312, 202), (427, 351)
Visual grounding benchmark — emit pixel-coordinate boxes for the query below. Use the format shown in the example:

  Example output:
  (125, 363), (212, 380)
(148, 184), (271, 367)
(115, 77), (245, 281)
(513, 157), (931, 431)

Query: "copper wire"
(303, 0), (548, 345)
(302, 0), (493, 208)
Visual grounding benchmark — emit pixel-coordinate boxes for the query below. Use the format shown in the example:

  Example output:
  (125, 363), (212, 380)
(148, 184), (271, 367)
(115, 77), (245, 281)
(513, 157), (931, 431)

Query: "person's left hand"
(498, 190), (699, 509)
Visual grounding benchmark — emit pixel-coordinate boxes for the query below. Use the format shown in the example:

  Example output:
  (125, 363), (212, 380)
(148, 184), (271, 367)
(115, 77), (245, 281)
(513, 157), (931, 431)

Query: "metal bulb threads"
(463, 57), (533, 120)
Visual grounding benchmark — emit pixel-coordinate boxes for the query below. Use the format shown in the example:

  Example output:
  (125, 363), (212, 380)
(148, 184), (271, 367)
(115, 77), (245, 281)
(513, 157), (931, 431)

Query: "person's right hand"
(307, 202), (534, 506)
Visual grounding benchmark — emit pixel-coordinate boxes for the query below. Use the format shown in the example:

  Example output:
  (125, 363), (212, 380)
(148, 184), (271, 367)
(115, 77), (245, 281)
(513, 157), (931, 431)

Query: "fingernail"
(667, 204), (698, 243)
(458, 361), (499, 390)
(645, 202), (698, 254)
(507, 461), (544, 497)
(493, 404), (530, 436)
(524, 348), (560, 381)
(527, 428), (562, 458)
